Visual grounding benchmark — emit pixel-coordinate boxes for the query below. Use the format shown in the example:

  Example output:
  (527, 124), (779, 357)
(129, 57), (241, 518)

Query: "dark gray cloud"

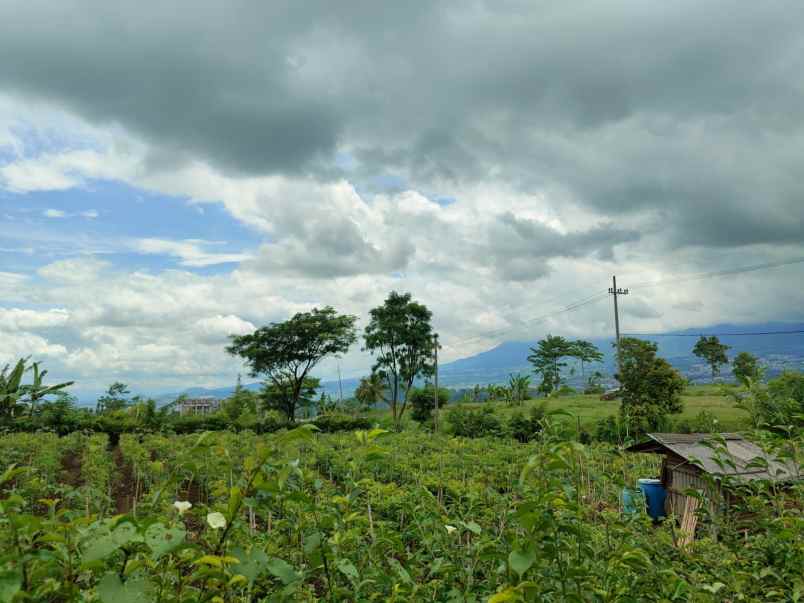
(484, 212), (640, 281)
(2, 0), (803, 250)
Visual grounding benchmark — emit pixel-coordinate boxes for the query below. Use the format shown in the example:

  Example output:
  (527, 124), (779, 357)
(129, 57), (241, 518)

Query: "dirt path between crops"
(111, 446), (136, 514)
(60, 449), (83, 487)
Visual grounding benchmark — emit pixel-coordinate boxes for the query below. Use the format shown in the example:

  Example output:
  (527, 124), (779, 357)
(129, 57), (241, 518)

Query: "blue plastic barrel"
(637, 478), (667, 520)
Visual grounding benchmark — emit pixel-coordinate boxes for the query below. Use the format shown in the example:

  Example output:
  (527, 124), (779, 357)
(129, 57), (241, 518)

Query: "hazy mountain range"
(146, 322), (804, 404)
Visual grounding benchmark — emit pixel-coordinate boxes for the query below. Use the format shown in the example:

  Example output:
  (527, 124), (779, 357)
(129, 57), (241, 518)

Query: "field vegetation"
(0, 295), (802, 600)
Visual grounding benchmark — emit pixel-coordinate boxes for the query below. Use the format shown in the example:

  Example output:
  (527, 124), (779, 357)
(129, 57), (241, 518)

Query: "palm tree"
(355, 373), (386, 412)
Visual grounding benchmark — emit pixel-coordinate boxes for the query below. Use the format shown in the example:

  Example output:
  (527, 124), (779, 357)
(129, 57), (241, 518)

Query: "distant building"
(178, 397), (220, 416)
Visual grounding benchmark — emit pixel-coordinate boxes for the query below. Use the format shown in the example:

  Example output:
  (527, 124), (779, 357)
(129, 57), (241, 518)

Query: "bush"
(311, 413), (372, 433)
(507, 403), (547, 443)
(447, 406), (503, 438)
(553, 385), (577, 397)
(409, 386), (450, 424)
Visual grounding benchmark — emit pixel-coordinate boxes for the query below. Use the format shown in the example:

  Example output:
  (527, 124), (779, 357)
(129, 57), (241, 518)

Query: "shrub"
(553, 385), (577, 397)
(311, 413), (372, 432)
(409, 385), (450, 424)
(447, 406), (503, 438)
(507, 403), (547, 443)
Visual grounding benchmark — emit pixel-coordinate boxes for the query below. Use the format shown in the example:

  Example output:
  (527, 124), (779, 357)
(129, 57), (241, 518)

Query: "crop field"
(0, 423), (801, 602)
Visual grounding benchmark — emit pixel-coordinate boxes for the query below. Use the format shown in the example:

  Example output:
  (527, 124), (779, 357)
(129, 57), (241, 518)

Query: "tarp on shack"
(627, 433), (801, 483)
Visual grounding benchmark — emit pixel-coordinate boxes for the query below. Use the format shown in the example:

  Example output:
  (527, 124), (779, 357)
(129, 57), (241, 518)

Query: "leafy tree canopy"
(692, 335), (730, 380)
(363, 291), (434, 426)
(527, 335), (573, 395)
(228, 306), (357, 422)
(96, 382), (131, 414)
(617, 337), (685, 435)
(732, 351), (761, 386)
(568, 340), (604, 375)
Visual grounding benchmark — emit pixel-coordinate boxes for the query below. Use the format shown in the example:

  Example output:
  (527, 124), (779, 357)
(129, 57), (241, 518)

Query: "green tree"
(527, 335), (572, 395)
(0, 358), (73, 418)
(363, 291), (434, 428)
(692, 335), (730, 381)
(732, 351), (761, 386)
(507, 373), (531, 405)
(222, 376), (259, 422)
(354, 373), (385, 412)
(569, 340), (604, 376)
(259, 376), (320, 421)
(228, 306), (357, 423)
(409, 385), (450, 424)
(37, 391), (81, 434)
(617, 337), (685, 434)
(96, 382), (130, 414)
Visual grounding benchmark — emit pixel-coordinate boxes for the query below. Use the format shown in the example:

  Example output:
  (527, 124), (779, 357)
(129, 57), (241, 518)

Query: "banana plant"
(0, 358), (74, 418)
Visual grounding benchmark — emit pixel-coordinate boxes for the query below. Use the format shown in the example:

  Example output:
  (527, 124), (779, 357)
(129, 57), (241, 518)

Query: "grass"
(368, 384), (750, 431)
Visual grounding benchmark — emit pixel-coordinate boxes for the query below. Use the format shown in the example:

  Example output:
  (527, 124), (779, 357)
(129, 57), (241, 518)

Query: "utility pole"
(433, 333), (439, 432)
(608, 275), (628, 376)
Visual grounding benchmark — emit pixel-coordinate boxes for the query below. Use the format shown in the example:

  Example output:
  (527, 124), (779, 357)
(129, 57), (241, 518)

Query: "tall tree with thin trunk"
(528, 334), (572, 395)
(363, 291), (434, 428)
(693, 335), (730, 381)
(569, 340), (604, 376)
(227, 306), (357, 422)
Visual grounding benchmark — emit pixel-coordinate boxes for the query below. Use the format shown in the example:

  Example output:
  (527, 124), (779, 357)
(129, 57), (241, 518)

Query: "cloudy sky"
(1, 1), (803, 397)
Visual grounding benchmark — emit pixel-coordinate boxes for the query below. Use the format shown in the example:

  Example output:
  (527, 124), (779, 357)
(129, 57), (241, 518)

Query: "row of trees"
(228, 292), (436, 427)
(692, 335), (764, 385)
(527, 335), (604, 395)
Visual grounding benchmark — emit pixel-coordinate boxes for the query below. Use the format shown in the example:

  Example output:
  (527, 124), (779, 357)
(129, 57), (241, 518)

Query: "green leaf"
(701, 582), (726, 594)
(144, 523), (185, 559)
(232, 547), (269, 586)
(388, 558), (412, 585)
(459, 520), (482, 535)
(82, 522), (138, 563)
(337, 558), (359, 581)
(488, 588), (522, 603)
(266, 558), (299, 585)
(508, 547), (537, 577)
(0, 568), (21, 603)
(96, 573), (154, 603)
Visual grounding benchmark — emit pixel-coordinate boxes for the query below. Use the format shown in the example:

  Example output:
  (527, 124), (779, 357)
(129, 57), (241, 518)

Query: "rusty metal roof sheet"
(627, 433), (801, 483)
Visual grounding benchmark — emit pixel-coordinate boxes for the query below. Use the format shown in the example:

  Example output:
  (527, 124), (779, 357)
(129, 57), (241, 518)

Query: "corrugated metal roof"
(627, 433), (801, 483)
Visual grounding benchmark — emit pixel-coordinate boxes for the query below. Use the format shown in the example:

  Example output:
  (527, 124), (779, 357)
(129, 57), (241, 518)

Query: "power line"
(443, 254), (804, 351)
(628, 257), (804, 290)
(623, 329), (804, 338)
(447, 290), (609, 348)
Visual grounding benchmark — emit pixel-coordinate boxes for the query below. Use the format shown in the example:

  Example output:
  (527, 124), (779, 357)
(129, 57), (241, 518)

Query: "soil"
(111, 446), (136, 514)
(60, 450), (83, 487)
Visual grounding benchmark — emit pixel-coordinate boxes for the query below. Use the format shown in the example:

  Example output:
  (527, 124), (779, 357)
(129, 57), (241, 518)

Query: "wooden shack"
(627, 433), (800, 542)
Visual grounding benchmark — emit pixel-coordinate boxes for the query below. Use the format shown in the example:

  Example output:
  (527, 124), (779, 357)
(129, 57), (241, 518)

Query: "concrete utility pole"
(609, 275), (629, 376)
(433, 333), (439, 432)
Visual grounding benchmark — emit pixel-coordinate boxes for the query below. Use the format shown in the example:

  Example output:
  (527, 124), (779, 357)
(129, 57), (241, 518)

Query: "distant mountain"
(149, 321), (804, 404)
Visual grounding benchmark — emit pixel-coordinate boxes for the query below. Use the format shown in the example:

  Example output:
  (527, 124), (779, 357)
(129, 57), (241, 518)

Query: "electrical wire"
(623, 329), (804, 338)
(628, 257), (804, 290)
(443, 255), (804, 351)
(446, 290), (609, 348)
